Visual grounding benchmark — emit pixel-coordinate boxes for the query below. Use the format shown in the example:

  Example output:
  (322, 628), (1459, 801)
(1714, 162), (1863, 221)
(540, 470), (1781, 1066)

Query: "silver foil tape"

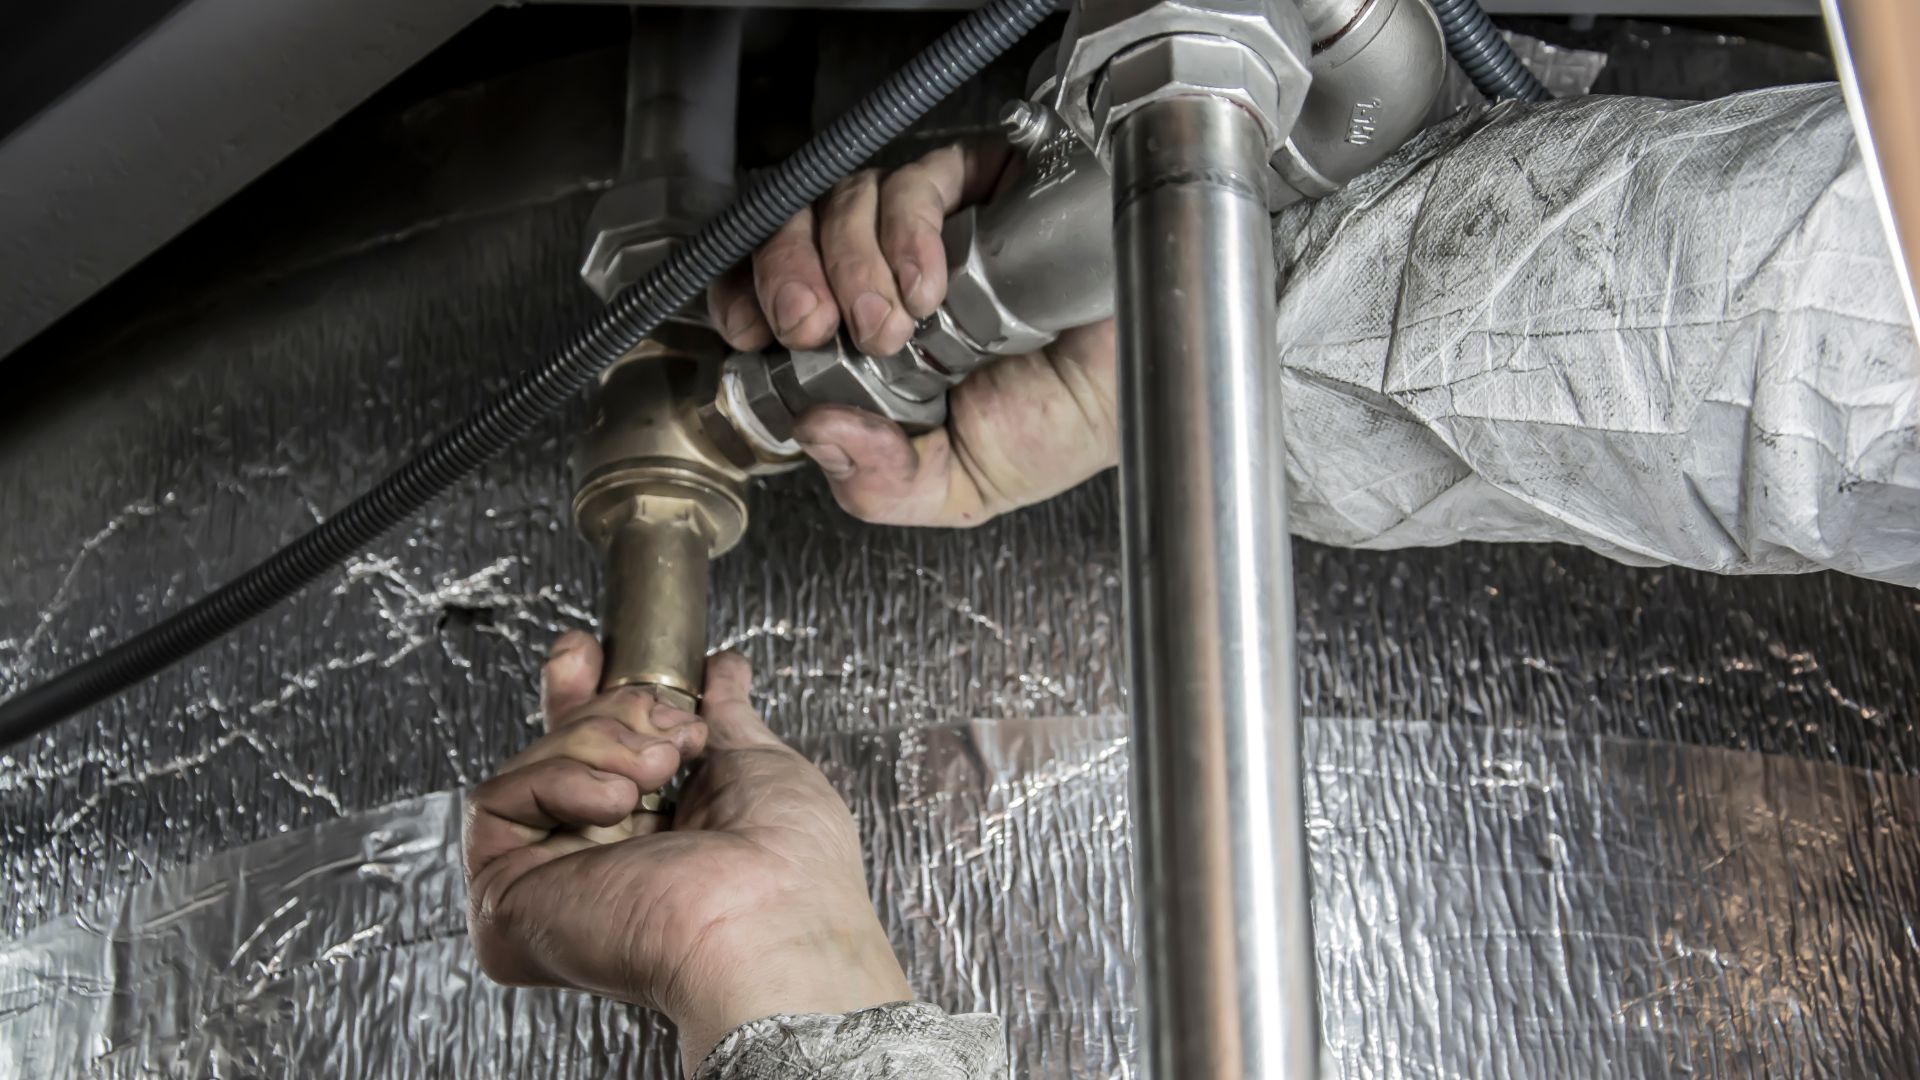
(5, 718), (1919, 1077)
(3, 29), (1919, 1080)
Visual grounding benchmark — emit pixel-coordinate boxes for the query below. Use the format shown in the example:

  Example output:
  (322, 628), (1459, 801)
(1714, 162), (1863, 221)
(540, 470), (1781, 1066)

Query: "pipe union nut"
(581, 177), (734, 302)
(911, 305), (991, 379)
(777, 338), (949, 434)
(1094, 34), (1288, 157)
(1053, 0), (1311, 154)
(940, 207), (1056, 357)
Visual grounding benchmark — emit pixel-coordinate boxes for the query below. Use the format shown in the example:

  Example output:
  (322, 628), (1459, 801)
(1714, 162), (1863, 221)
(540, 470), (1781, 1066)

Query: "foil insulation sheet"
(3, 20), (1919, 1080)
(6, 717), (1920, 1077)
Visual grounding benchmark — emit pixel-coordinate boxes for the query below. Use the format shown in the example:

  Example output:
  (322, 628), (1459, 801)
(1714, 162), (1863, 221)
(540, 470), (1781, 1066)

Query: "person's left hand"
(464, 632), (911, 1073)
(705, 138), (1119, 528)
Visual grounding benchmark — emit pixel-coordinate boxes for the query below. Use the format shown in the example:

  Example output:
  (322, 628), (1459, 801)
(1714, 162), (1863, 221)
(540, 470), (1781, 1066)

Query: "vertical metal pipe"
(1110, 94), (1320, 1079)
(620, 7), (743, 186)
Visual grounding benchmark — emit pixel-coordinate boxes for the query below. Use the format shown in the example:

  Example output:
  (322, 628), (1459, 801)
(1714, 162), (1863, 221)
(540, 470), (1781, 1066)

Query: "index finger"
(878, 138), (1016, 319)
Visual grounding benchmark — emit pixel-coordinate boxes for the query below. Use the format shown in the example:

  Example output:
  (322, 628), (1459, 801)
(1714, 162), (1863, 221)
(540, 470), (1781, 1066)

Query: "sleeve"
(690, 1001), (1006, 1080)
(1272, 84), (1920, 585)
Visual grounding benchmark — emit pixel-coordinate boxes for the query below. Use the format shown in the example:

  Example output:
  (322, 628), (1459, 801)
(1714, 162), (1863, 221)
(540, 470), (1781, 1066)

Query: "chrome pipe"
(1111, 94), (1319, 1079)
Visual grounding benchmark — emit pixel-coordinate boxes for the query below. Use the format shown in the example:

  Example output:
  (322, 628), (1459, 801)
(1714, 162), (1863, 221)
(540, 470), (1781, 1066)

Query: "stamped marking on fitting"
(1029, 127), (1083, 196)
(1347, 98), (1382, 146)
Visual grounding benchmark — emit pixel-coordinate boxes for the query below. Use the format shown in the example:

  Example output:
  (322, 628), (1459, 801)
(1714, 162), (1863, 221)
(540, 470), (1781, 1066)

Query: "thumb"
(699, 652), (784, 750)
(792, 405), (990, 527)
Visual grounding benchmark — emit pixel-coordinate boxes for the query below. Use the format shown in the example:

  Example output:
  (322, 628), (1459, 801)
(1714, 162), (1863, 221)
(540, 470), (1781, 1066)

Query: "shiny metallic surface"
(910, 305), (994, 376)
(581, 178), (736, 305)
(1296, 0), (1369, 40)
(999, 98), (1051, 147)
(767, 337), (951, 433)
(1271, 0), (1447, 207)
(1094, 33), (1289, 156)
(1052, 0), (1313, 154)
(1111, 94), (1317, 1079)
(935, 107), (1115, 355)
(714, 356), (806, 466)
(4, 28), (1920, 1080)
(572, 337), (751, 703)
(1821, 0), (1920, 336)
(1, 166), (1919, 1079)
(579, 9), (742, 302)
(601, 515), (711, 702)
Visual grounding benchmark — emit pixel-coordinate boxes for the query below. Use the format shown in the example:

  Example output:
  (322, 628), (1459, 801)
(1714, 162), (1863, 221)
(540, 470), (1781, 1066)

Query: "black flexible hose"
(1430, 0), (1551, 103)
(0, 0), (1054, 749)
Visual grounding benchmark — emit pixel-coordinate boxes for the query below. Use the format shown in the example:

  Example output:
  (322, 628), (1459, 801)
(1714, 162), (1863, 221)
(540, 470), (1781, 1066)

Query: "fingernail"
(801, 441), (855, 479)
(639, 742), (678, 771)
(651, 706), (687, 730)
(852, 291), (892, 345)
(896, 260), (924, 309)
(773, 281), (818, 335)
(616, 728), (656, 752)
(724, 296), (760, 340)
(548, 633), (587, 660)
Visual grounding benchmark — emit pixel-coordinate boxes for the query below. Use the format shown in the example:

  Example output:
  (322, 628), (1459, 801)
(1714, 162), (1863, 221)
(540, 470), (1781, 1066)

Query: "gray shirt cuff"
(692, 1001), (1005, 1079)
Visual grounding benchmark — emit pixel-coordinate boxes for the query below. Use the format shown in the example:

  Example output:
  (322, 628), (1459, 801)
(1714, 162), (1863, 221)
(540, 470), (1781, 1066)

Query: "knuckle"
(753, 236), (808, 270)
(880, 166), (935, 208)
(566, 715), (628, 753)
(470, 772), (517, 806)
(775, 207), (813, 234)
(825, 169), (877, 208)
(822, 256), (874, 286)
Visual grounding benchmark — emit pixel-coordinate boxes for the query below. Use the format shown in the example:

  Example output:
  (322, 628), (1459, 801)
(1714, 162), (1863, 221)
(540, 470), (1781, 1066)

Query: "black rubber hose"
(1429, 0), (1551, 103)
(0, 0), (1054, 749)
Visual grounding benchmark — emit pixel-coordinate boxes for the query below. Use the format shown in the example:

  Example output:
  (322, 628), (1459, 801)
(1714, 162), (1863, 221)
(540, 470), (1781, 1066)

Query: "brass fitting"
(571, 324), (798, 708)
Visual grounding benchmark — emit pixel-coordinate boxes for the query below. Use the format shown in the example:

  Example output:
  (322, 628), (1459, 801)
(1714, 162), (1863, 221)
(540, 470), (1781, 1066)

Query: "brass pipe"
(599, 512), (710, 711)
(571, 325), (794, 710)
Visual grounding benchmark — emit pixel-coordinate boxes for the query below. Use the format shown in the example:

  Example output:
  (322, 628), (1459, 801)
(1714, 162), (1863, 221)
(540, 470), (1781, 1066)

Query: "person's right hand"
(465, 634), (911, 1074)
(706, 138), (1119, 528)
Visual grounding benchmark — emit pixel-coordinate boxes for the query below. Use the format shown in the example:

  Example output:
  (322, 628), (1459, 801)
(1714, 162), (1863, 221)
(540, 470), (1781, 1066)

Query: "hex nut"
(1094, 34), (1287, 155)
(580, 177), (734, 302)
(778, 338), (948, 433)
(865, 340), (955, 403)
(940, 207), (1055, 356)
(721, 350), (801, 445)
(911, 306), (990, 379)
(1052, 0), (1312, 155)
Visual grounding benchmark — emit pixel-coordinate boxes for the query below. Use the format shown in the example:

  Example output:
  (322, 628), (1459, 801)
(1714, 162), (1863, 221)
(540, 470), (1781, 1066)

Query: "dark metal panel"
(0, 0), (493, 363)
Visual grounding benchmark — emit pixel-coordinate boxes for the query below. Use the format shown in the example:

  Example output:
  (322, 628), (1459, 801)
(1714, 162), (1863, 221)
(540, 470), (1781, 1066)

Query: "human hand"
(464, 631), (911, 1073)
(706, 138), (1119, 527)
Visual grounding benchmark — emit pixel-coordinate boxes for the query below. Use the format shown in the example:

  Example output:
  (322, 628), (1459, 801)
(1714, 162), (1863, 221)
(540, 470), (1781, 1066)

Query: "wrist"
(671, 905), (911, 1073)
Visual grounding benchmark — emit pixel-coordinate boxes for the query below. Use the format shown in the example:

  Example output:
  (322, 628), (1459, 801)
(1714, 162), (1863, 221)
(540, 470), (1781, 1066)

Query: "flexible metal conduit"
(1430, 0), (1551, 101)
(0, 0), (1055, 748)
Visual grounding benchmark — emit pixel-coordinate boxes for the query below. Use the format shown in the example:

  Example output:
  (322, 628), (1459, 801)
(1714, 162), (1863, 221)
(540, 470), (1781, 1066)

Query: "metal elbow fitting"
(1273, 0), (1448, 206)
